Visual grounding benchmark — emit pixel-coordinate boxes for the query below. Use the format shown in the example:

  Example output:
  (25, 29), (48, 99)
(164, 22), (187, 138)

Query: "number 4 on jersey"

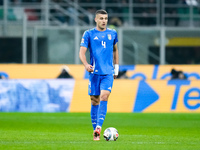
(102, 41), (106, 48)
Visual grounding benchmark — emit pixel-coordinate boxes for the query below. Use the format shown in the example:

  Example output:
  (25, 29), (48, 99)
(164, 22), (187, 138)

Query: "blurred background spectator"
(57, 65), (73, 79)
(170, 68), (187, 80)
(116, 70), (129, 79)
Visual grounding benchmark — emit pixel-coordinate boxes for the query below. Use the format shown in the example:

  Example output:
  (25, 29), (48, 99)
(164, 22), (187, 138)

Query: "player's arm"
(79, 46), (94, 72)
(113, 43), (119, 79)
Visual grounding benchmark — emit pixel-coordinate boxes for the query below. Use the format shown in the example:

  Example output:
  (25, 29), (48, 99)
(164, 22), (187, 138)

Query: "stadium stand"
(0, 0), (199, 65)
(0, 0), (199, 26)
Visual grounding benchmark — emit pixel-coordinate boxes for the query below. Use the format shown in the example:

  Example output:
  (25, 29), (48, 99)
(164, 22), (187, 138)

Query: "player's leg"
(91, 96), (101, 141)
(90, 95), (100, 130)
(96, 90), (110, 129)
(93, 90), (110, 141)
(95, 74), (114, 133)
(88, 73), (101, 140)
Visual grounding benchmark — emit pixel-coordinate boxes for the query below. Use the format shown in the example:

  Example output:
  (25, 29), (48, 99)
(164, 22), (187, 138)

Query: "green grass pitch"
(0, 113), (199, 150)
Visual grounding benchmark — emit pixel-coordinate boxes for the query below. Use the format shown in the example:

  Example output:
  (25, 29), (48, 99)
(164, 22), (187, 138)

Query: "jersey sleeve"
(113, 31), (118, 45)
(80, 30), (89, 48)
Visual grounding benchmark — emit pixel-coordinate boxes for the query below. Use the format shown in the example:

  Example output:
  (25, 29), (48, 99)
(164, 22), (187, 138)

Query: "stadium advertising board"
(133, 80), (200, 113)
(84, 65), (200, 80)
(70, 80), (200, 113)
(0, 65), (200, 113)
(0, 64), (85, 79)
(0, 79), (199, 113)
(0, 64), (200, 80)
(0, 79), (75, 112)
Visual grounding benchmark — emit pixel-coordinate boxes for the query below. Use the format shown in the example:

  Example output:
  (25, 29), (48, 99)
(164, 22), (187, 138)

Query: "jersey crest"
(108, 34), (112, 40)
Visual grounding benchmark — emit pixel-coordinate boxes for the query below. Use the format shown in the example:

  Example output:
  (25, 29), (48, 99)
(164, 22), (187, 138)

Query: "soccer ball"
(103, 127), (119, 141)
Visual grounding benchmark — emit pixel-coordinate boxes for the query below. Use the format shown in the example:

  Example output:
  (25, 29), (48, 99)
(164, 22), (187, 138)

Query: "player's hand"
(114, 75), (118, 79)
(85, 64), (94, 72)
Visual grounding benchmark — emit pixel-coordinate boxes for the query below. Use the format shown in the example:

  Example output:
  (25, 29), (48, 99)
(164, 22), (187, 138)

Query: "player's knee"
(91, 99), (100, 105)
(90, 96), (100, 105)
(100, 94), (109, 101)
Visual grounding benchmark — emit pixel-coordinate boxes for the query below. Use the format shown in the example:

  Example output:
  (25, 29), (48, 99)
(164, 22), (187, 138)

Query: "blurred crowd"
(0, 0), (199, 27)
(0, 0), (42, 21)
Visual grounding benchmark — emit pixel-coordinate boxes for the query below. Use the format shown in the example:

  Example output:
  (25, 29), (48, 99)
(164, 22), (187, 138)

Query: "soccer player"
(79, 9), (119, 141)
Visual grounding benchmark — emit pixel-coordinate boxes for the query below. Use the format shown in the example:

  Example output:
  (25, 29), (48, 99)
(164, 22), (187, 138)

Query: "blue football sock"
(91, 104), (99, 130)
(97, 101), (108, 128)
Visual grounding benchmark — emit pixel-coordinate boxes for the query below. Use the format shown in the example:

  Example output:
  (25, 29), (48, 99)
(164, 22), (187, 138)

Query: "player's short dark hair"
(95, 9), (107, 16)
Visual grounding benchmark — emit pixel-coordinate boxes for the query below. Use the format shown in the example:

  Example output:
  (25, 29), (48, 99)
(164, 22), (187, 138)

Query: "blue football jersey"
(80, 27), (118, 75)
